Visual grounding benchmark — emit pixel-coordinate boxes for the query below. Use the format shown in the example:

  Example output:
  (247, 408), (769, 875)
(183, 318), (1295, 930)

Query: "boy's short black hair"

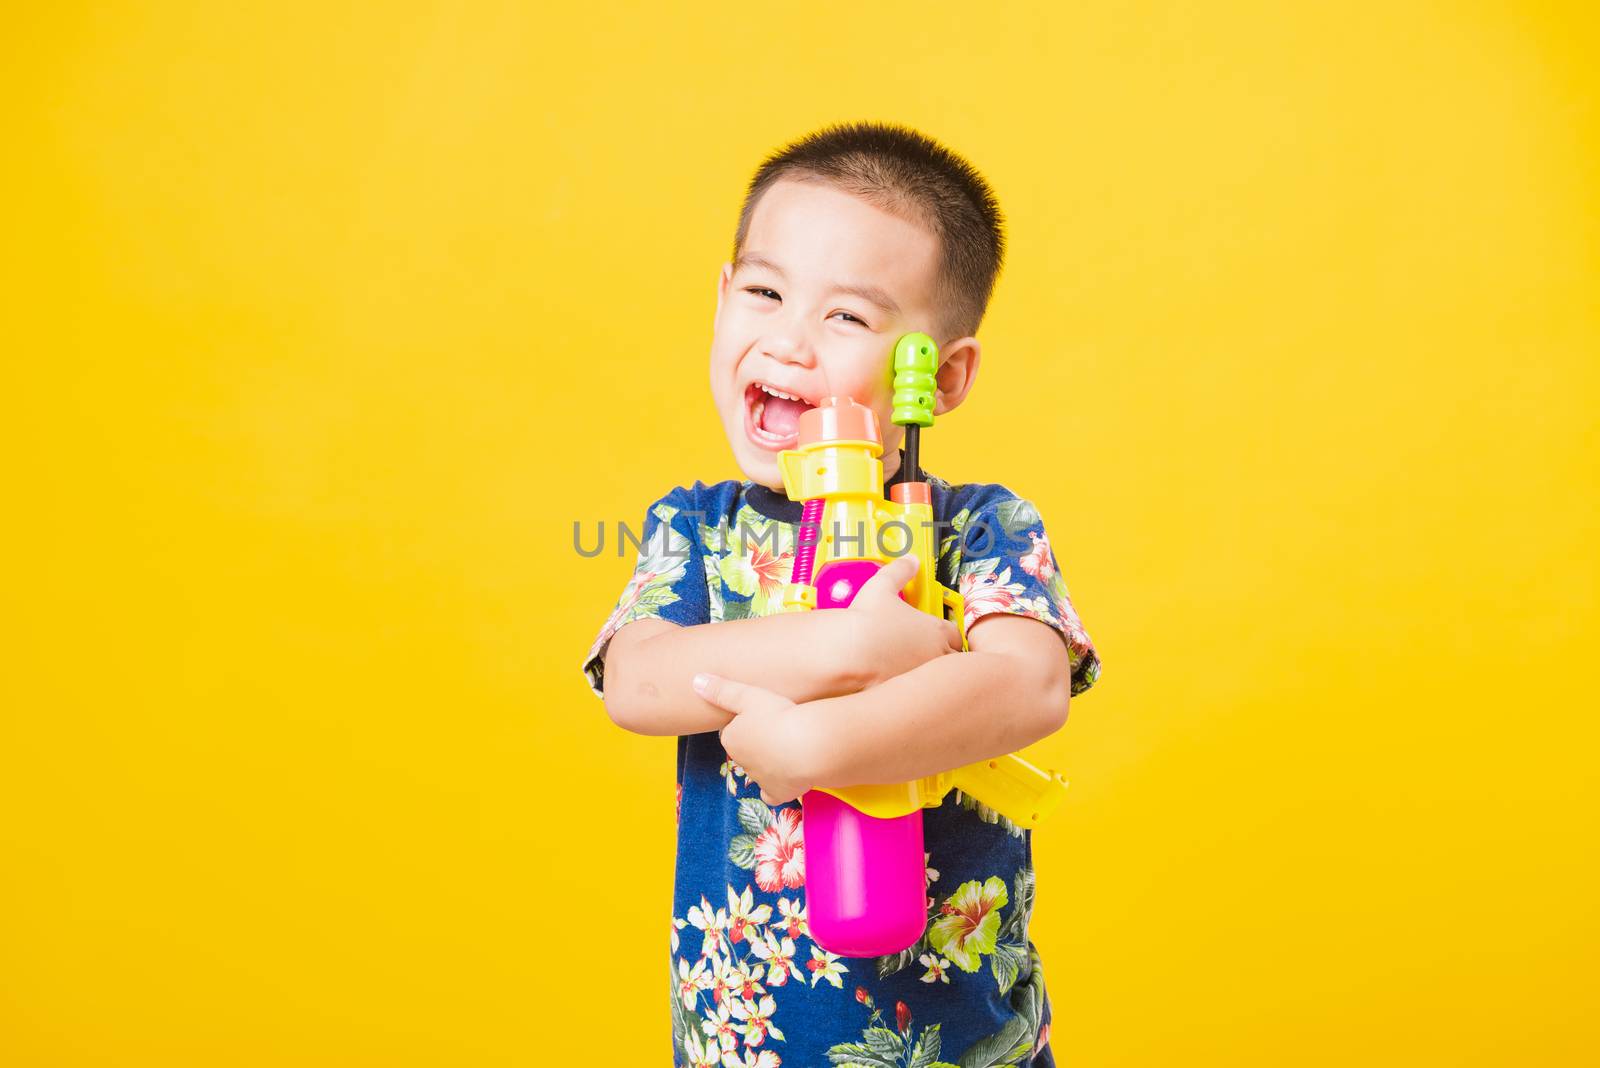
(733, 121), (1006, 339)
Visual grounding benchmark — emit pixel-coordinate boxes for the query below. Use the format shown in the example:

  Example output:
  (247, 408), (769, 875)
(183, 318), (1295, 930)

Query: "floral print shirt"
(583, 454), (1101, 1067)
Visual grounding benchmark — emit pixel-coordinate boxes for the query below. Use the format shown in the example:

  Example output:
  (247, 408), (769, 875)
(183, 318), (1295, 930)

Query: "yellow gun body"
(777, 435), (1072, 826)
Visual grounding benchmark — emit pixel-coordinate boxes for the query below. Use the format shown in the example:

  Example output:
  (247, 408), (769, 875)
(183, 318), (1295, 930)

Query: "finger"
(943, 620), (964, 652)
(854, 555), (918, 604)
(692, 673), (793, 716)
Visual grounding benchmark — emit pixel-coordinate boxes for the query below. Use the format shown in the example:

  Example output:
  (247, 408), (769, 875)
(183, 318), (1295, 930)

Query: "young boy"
(582, 122), (1101, 1067)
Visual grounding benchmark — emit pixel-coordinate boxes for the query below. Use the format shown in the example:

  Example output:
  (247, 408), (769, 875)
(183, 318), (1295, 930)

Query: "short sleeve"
(952, 493), (1103, 696)
(580, 485), (710, 700)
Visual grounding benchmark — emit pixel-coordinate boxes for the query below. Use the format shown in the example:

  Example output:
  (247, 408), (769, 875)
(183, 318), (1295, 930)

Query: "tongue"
(759, 394), (808, 437)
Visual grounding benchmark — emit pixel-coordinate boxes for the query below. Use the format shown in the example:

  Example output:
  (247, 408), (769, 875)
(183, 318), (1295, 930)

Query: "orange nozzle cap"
(889, 482), (930, 505)
(798, 396), (881, 448)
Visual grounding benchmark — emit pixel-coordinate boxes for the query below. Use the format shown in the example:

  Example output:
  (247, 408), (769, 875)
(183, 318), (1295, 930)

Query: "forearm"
(604, 612), (864, 737)
(806, 648), (1069, 788)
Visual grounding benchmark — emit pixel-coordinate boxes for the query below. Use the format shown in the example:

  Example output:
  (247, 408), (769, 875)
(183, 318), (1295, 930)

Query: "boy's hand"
(692, 673), (815, 805)
(843, 555), (964, 687)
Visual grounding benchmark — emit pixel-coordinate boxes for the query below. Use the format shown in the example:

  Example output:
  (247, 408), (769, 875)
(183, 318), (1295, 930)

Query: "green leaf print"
(728, 833), (756, 869)
(826, 1047), (897, 1067)
(952, 789), (1027, 839)
(826, 1026), (904, 1066)
(993, 498), (1041, 541)
(1000, 869), (1034, 944)
(938, 507), (972, 572)
(864, 1027), (906, 1055)
(1046, 567), (1072, 610)
(955, 944), (1049, 1067)
(907, 1024), (942, 1068)
(829, 986), (964, 1068)
(955, 1015), (1033, 1068)
(1014, 948), (1046, 1029)
(642, 507), (690, 563)
(698, 515), (728, 556)
(632, 583), (681, 615)
(701, 532), (726, 623)
(669, 954), (695, 1047)
(874, 886), (940, 977)
(875, 937), (929, 980)
(988, 939), (1029, 996)
(605, 502), (691, 633)
(736, 796), (775, 836)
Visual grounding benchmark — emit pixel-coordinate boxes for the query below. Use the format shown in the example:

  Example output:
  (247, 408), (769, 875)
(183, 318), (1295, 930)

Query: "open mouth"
(743, 382), (816, 451)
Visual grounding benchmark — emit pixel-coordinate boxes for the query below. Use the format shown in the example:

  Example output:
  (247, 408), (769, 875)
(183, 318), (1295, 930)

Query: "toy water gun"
(779, 332), (1072, 958)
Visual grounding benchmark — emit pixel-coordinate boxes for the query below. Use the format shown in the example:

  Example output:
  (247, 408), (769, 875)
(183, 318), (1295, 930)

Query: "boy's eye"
(746, 287), (780, 301)
(831, 310), (868, 326)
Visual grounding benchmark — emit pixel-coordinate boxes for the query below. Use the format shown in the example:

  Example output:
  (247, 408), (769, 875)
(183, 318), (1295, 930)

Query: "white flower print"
(804, 946), (848, 989)
(918, 953), (952, 984)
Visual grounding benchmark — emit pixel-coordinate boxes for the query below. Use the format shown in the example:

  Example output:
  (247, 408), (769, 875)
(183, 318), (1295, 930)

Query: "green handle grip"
(891, 332), (938, 428)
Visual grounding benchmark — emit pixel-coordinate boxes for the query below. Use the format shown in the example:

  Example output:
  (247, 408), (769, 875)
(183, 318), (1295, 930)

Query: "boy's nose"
(761, 326), (817, 369)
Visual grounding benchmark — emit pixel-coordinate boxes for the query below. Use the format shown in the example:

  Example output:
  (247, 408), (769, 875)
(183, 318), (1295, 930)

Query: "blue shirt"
(584, 455), (1101, 1068)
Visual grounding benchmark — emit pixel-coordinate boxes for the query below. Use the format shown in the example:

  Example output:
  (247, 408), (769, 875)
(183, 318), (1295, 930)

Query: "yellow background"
(5, 2), (1596, 1063)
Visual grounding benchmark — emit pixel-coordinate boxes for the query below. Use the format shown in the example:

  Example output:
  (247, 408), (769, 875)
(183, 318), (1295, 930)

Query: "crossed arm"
(601, 558), (1072, 804)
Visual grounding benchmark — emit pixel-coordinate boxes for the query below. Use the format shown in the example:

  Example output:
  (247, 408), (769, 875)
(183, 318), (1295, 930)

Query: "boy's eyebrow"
(734, 252), (789, 278)
(734, 252), (903, 318)
(834, 281), (902, 318)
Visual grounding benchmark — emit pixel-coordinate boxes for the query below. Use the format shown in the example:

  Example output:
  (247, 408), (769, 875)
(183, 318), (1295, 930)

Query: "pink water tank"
(801, 558), (929, 957)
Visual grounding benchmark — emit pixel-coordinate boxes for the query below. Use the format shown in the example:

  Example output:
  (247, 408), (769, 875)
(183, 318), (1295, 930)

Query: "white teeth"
(756, 382), (805, 404)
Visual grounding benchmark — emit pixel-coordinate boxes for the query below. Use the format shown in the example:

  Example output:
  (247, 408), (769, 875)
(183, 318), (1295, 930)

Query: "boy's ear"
(716, 262), (734, 315)
(933, 336), (981, 416)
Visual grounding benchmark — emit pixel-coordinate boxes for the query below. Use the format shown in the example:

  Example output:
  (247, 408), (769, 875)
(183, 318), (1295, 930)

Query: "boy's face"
(710, 179), (955, 491)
